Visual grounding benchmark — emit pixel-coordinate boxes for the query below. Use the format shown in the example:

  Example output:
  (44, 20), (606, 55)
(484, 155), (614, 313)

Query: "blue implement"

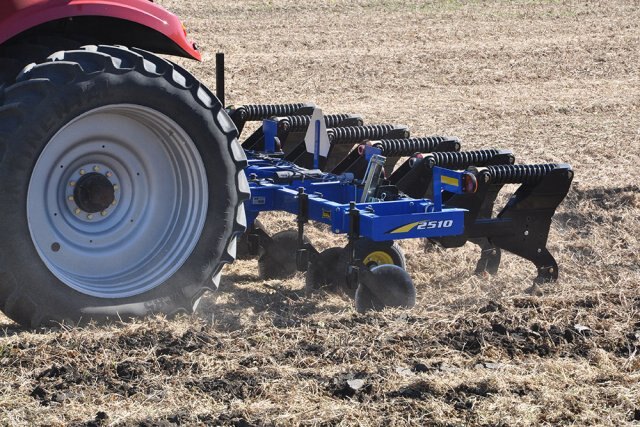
(244, 152), (469, 242)
(233, 105), (572, 299)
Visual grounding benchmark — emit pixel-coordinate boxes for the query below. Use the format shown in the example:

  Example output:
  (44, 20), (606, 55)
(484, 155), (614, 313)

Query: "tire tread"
(0, 45), (248, 326)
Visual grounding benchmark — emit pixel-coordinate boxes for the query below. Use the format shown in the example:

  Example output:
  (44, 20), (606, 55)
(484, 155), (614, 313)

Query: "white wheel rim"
(27, 105), (208, 298)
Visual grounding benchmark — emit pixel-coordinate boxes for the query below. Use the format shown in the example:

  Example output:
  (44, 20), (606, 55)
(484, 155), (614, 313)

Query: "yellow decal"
(441, 175), (459, 187)
(389, 221), (422, 234)
(322, 209), (331, 219)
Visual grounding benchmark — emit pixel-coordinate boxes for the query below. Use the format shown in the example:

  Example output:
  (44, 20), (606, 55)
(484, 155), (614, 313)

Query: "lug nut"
(101, 211), (108, 217)
(93, 166), (100, 172)
(69, 181), (76, 187)
(106, 171), (113, 178)
(75, 208), (81, 215)
(87, 214), (94, 220)
(113, 184), (119, 191)
(80, 169), (86, 175)
(68, 196), (74, 201)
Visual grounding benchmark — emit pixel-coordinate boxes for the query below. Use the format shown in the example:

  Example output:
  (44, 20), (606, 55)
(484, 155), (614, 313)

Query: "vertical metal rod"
(297, 187), (308, 245)
(313, 119), (321, 169)
(216, 53), (225, 107)
(348, 201), (360, 264)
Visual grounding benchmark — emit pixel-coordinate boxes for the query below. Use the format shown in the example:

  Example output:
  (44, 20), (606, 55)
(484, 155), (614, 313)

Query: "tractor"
(0, 0), (573, 328)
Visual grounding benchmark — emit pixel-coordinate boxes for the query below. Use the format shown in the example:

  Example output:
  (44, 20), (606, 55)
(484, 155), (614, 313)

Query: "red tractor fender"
(0, 0), (201, 60)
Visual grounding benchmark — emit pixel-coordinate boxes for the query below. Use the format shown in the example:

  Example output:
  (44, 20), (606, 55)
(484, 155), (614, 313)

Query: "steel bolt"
(113, 184), (119, 191)
(75, 208), (81, 215)
(93, 165), (100, 172)
(112, 200), (117, 206)
(87, 214), (94, 220)
(69, 181), (76, 187)
(524, 230), (529, 236)
(106, 171), (113, 178)
(537, 248), (542, 253)
(101, 211), (108, 217)
(80, 169), (86, 175)
(68, 196), (74, 201)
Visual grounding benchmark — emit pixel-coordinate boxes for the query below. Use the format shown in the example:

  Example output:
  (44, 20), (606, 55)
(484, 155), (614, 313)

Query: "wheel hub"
(73, 172), (115, 214)
(65, 162), (119, 222)
(363, 250), (394, 267)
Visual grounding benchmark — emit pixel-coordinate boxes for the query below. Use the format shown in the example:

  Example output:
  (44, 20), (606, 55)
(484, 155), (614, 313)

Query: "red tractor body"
(0, 0), (201, 59)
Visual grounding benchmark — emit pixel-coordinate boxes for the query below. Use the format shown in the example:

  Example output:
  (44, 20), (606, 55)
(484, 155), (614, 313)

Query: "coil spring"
(374, 137), (454, 156)
(242, 103), (309, 121)
(486, 164), (558, 185)
(430, 149), (502, 170)
(284, 114), (355, 131)
(329, 125), (405, 144)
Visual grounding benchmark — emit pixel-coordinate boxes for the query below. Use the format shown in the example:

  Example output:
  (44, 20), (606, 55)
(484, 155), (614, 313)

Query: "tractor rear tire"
(0, 36), (86, 90)
(0, 45), (249, 327)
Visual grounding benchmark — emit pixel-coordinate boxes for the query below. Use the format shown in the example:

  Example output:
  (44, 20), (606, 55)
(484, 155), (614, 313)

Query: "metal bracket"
(296, 187), (310, 272)
(360, 154), (386, 203)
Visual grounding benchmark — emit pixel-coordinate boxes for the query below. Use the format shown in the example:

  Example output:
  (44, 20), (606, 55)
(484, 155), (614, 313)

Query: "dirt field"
(1, 0), (639, 425)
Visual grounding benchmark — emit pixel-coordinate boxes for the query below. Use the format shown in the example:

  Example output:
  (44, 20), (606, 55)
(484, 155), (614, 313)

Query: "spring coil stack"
(282, 114), (360, 132)
(374, 137), (460, 157)
(328, 124), (409, 144)
(486, 164), (560, 185)
(240, 103), (310, 121)
(428, 149), (507, 170)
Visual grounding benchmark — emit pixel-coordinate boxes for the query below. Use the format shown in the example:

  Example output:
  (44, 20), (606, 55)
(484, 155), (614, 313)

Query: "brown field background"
(1, 0), (639, 425)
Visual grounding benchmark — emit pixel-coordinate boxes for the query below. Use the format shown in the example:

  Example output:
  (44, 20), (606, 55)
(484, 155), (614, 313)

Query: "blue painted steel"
(364, 144), (382, 161)
(432, 166), (465, 211)
(263, 119), (278, 153)
(244, 154), (470, 243)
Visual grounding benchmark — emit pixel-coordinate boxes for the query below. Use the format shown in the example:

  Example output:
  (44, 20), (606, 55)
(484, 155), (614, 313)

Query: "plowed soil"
(1, 1), (639, 425)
